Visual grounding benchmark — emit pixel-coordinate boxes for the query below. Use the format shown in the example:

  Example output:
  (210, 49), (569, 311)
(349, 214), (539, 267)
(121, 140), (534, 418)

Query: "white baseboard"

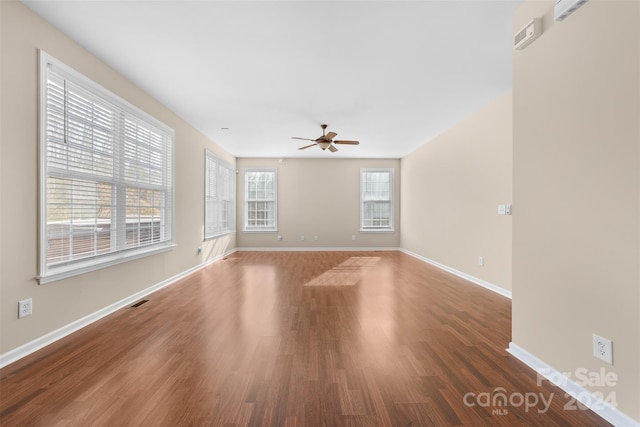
(507, 342), (639, 427)
(238, 246), (401, 252)
(399, 248), (512, 299)
(0, 248), (237, 369)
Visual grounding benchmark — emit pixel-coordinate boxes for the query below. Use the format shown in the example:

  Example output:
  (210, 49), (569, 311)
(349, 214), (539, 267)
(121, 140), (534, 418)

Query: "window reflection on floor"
(357, 261), (397, 366)
(303, 257), (380, 287)
(241, 265), (278, 335)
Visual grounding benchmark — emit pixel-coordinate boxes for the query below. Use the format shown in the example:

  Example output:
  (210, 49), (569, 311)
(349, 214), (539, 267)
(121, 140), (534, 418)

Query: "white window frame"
(38, 51), (175, 284)
(205, 150), (235, 239)
(243, 168), (277, 232)
(360, 168), (395, 232)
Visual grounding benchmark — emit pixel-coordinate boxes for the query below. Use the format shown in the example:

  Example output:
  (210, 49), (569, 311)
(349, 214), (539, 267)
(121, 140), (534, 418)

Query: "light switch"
(498, 204), (506, 215)
(506, 204), (512, 215)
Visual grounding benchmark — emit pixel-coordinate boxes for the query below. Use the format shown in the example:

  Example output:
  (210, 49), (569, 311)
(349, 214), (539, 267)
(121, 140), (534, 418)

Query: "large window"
(39, 52), (174, 284)
(361, 168), (394, 231)
(244, 169), (277, 231)
(205, 151), (235, 238)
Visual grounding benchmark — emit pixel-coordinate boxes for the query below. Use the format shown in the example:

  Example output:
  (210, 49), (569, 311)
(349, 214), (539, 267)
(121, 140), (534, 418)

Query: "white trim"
(0, 248), (237, 369)
(38, 50), (48, 279)
(399, 248), (512, 299)
(507, 343), (640, 427)
(239, 247), (400, 252)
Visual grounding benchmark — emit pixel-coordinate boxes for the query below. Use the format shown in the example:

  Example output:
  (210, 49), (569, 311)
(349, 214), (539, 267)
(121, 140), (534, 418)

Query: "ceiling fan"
(292, 124), (360, 152)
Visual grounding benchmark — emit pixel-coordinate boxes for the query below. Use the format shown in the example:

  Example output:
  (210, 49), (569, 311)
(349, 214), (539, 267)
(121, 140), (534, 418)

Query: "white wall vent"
(514, 18), (542, 51)
(555, 0), (589, 21)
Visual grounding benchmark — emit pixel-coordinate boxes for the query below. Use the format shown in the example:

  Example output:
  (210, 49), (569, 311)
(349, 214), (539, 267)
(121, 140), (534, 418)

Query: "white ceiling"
(23, 0), (521, 159)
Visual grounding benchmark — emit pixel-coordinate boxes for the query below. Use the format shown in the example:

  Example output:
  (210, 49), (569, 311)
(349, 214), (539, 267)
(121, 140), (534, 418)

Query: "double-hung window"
(360, 168), (394, 231)
(244, 169), (277, 231)
(39, 52), (174, 284)
(205, 151), (235, 238)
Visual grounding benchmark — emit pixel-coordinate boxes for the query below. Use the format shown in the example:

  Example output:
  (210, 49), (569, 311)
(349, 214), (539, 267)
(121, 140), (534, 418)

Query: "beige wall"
(400, 93), (513, 292)
(236, 158), (400, 249)
(0, 1), (235, 354)
(513, 0), (640, 422)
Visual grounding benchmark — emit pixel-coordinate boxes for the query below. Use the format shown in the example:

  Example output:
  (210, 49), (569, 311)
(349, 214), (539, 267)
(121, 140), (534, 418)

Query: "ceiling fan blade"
(292, 136), (316, 141)
(325, 131), (337, 140)
(328, 145), (338, 152)
(298, 143), (317, 150)
(333, 140), (360, 145)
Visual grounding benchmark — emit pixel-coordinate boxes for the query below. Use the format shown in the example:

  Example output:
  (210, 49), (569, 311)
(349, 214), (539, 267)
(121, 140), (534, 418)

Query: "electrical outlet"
(478, 256), (484, 267)
(277, 235), (283, 241)
(352, 235), (356, 241)
(18, 298), (32, 318)
(314, 236), (318, 241)
(593, 334), (613, 365)
(300, 235), (305, 241)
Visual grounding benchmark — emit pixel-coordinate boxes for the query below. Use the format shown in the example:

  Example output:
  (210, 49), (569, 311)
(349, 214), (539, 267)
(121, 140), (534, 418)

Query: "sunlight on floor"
(241, 265), (278, 335)
(303, 257), (381, 287)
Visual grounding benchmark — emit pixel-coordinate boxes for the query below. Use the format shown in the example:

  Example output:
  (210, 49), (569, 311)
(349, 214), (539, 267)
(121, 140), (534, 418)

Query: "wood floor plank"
(0, 251), (611, 426)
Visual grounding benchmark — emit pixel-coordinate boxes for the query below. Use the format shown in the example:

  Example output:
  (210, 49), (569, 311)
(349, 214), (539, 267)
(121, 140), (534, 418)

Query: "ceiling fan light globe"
(318, 141), (331, 150)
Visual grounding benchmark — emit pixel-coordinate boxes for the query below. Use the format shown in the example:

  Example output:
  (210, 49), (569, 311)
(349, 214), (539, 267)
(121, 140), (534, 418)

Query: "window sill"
(37, 243), (175, 285)
(243, 229), (278, 233)
(360, 228), (395, 233)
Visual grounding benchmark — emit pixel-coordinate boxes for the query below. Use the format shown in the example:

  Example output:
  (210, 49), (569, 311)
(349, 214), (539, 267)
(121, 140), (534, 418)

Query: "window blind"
(205, 151), (235, 239)
(39, 52), (174, 283)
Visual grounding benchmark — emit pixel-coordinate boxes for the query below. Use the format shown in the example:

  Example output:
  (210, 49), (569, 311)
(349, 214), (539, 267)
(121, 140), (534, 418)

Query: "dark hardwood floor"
(0, 251), (610, 426)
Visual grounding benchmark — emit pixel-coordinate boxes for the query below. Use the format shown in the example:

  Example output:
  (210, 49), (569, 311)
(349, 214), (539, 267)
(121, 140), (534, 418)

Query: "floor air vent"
(130, 299), (149, 308)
